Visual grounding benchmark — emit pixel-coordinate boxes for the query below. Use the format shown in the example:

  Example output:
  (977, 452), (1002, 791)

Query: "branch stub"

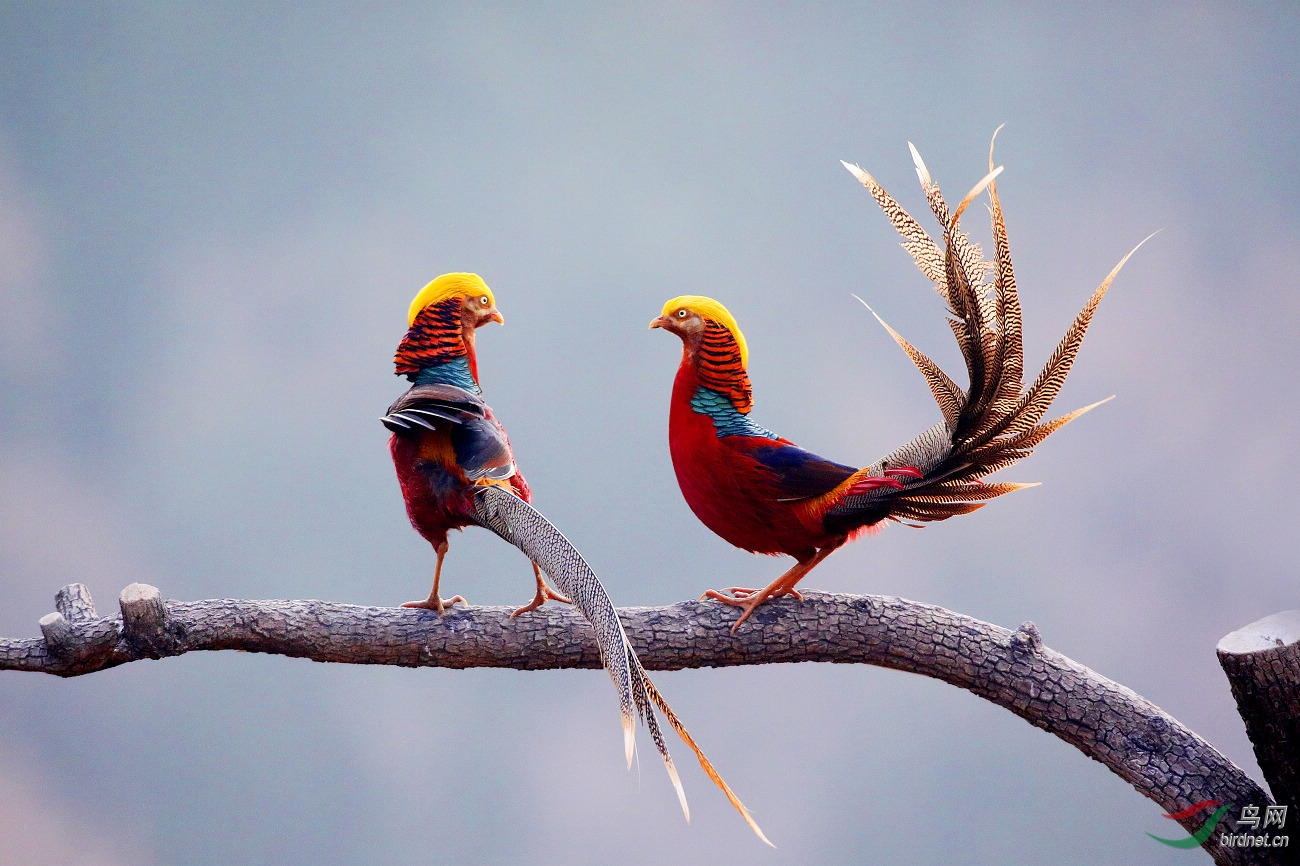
(55, 584), (98, 623)
(1217, 610), (1300, 811)
(38, 612), (76, 659)
(1011, 620), (1042, 653)
(119, 583), (172, 658)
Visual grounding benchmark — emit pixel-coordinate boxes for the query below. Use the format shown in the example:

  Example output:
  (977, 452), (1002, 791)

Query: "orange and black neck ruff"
(395, 297), (473, 380)
(695, 320), (754, 413)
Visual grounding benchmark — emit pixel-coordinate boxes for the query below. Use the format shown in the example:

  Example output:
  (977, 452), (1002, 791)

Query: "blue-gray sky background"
(1, 4), (1296, 864)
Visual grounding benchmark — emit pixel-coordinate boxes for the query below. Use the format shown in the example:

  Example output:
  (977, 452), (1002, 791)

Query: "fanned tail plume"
(472, 486), (770, 844)
(837, 135), (1145, 525)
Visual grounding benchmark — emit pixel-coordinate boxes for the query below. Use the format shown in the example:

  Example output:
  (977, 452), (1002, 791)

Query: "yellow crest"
(659, 295), (748, 368)
(408, 273), (495, 326)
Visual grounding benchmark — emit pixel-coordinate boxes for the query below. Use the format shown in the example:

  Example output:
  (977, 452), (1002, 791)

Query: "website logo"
(1147, 801), (1289, 850)
(1147, 800), (1232, 848)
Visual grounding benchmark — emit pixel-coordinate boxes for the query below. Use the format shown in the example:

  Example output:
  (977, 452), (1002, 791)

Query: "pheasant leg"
(510, 562), (573, 618)
(402, 541), (467, 615)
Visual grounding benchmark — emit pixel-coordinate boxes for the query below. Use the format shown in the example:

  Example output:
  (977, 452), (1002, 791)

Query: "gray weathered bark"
(0, 583), (1287, 865)
(1218, 610), (1300, 812)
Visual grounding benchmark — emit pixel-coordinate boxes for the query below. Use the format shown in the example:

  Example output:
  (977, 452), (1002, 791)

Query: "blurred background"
(0, 3), (1296, 864)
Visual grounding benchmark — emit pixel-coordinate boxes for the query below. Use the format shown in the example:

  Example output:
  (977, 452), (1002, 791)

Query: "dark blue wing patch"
(747, 442), (856, 501)
(450, 417), (515, 481)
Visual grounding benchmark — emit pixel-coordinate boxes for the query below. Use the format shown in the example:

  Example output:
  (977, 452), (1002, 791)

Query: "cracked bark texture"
(1218, 610), (1300, 811)
(2, 583), (1287, 865)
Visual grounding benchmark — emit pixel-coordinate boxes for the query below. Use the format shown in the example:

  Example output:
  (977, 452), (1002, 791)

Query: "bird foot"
(401, 595), (467, 616)
(703, 586), (804, 602)
(701, 586), (804, 633)
(509, 585), (573, 618)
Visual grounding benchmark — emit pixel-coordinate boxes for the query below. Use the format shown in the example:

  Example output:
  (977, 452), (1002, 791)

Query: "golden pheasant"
(384, 273), (769, 843)
(652, 138), (1145, 632)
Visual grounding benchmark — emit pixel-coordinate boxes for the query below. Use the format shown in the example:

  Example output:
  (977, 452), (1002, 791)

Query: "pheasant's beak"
(488, 308), (505, 326)
(649, 315), (671, 330)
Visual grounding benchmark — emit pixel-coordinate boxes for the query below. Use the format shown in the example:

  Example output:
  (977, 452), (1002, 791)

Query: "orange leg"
(402, 541), (467, 616)
(702, 539), (845, 634)
(510, 562), (573, 618)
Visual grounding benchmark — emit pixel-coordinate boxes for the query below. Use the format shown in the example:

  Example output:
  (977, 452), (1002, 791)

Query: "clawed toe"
(401, 594), (467, 616)
(701, 586), (802, 604)
(511, 569), (573, 618)
(723, 586), (761, 599)
(701, 583), (807, 633)
(700, 588), (752, 606)
(509, 587), (573, 619)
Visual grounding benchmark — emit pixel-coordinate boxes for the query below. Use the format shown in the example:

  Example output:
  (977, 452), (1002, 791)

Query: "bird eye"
(480, 295), (489, 305)
(676, 309), (687, 318)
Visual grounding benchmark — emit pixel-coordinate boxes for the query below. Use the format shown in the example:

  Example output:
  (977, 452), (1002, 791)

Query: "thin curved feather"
(994, 237), (1150, 441)
(471, 486), (770, 844)
(472, 487), (637, 753)
(854, 295), (963, 430)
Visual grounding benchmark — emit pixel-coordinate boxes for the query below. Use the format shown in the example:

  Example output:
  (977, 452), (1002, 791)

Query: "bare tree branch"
(1, 583), (1286, 865)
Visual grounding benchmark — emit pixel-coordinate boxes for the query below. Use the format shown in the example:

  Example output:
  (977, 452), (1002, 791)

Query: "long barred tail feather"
(639, 670), (774, 846)
(852, 295), (962, 429)
(472, 487), (646, 768)
(624, 646), (688, 820)
(471, 486), (769, 844)
(839, 135), (1145, 526)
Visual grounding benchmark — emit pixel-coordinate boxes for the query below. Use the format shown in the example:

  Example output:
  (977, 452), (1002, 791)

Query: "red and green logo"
(1147, 800), (1232, 848)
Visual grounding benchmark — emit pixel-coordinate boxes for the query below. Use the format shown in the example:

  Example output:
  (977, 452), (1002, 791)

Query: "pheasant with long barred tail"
(384, 273), (769, 844)
(652, 140), (1145, 632)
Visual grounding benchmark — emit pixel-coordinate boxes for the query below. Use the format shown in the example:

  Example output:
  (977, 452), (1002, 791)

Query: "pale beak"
(649, 315), (671, 330)
(488, 308), (505, 326)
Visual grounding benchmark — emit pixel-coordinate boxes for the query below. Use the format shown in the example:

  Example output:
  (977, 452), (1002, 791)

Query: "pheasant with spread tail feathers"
(384, 273), (769, 844)
(652, 139), (1145, 632)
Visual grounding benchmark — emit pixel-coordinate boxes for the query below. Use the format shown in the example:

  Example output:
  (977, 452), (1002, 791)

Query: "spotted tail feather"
(836, 136), (1146, 525)
(640, 673), (773, 846)
(472, 486), (769, 844)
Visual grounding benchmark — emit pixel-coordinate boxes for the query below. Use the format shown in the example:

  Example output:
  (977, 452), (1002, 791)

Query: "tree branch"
(1, 583), (1285, 865)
